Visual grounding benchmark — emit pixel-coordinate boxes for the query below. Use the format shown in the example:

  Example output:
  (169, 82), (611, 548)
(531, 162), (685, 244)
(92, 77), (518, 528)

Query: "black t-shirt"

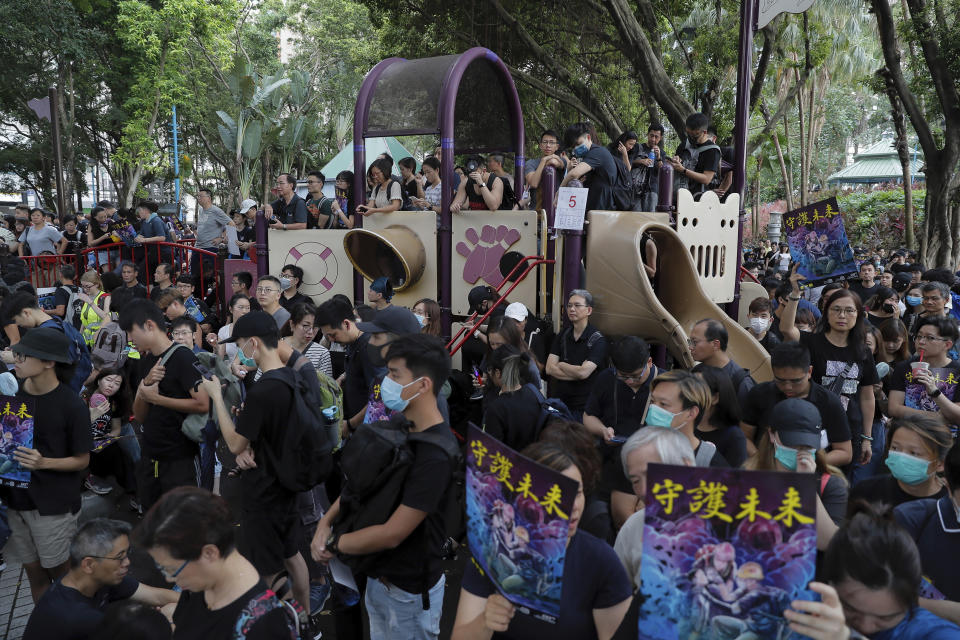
(172, 580), (296, 640)
(482, 385), (542, 452)
(0, 384), (91, 515)
(693, 147), (721, 195)
(695, 425), (748, 468)
(721, 359), (756, 407)
(889, 357), (960, 427)
(139, 343), (203, 460)
(848, 281), (881, 304)
(270, 193), (308, 226)
(236, 374), (295, 509)
(109, 283), (147, 314)
(61, 229), (84, 254)
(759, 330), (781, 353)
(343, 333), (384, 420)
(368, 422), (455, 593)
(583, 366), (657, 437)
(23, 576), (138, 640)
(549, 324), (607, 412)
(461, 529), (633, 639)
(580, 145), (619, 211)
(279, 291), (311, 312)
(849, 473), (948, 510)
(799, 331), (879, 435)
(741, 381), (851, 449)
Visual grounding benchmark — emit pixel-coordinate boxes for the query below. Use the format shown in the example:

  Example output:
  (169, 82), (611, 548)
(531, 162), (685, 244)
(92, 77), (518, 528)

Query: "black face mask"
(688, 134), (701, 146)
(367, 340), (387, 367)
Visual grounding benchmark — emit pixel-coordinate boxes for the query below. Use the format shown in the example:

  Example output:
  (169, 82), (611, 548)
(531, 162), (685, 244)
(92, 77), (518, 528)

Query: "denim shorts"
(364, 574), (445, 640)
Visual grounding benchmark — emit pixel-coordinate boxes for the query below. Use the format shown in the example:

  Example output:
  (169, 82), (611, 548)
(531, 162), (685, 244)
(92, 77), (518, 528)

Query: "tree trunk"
(921, 168), (960, 267)
(772, 132), (794, 211)
(880, 69), (916, 250)
(796, 77), (808, 207)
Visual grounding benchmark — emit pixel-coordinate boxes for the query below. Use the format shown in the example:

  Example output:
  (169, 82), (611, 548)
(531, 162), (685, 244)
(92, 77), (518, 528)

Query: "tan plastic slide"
(584, 210), (772, 382)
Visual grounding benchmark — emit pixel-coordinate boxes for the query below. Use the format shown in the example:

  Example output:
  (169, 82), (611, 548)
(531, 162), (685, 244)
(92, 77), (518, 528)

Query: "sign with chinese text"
(638, 464), (817, 640)
(466, 424), (577, 623)
(555, 187), (588, 231)
(0, 397), (35, 488)
(782, 197), (856, 289)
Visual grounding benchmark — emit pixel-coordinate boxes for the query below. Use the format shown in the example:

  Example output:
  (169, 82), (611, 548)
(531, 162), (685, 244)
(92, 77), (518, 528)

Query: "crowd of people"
(0, 117), (957, 640)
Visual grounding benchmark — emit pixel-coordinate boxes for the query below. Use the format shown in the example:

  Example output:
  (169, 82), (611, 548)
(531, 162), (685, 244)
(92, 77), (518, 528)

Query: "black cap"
(468, 285), (494, 315)
(220, 311), (279, 343)
(370, 277), (394, 301)
(12, 327), (74, 363)
(769, 398), (823, 449)
(357, 306), (421, 335)
(892, 272), (913, 292)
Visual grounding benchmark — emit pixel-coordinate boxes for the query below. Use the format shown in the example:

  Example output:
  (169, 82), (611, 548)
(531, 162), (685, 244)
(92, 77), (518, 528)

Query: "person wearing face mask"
(312, 334), (459, 640)
(850, 414), (952, 507)
(645, 370), (728, 468)
(903, 284), (925, 329)
(888, 316), (960, 429)
(894, 442), (960, 603)
(744, 398), (848, 525)
(667, 112), (721, 199)
(558, 122), (622, 211)
(745, 296), (781, 352)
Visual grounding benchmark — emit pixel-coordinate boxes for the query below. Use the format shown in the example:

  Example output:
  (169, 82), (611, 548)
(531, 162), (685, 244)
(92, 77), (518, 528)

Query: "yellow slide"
(584, 210), (772, 382)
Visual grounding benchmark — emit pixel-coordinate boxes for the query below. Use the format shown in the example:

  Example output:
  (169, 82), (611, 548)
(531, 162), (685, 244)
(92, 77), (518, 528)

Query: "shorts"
(5, 509), (78, 568)
(239, 504), (300, 576)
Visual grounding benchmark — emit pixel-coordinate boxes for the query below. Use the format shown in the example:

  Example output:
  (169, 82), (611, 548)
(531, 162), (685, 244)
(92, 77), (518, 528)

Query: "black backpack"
(260, 366), (333, 492)
(611, 151), (636, 210)
(332, 416), (464, 577)
(524, 383), (577, 436)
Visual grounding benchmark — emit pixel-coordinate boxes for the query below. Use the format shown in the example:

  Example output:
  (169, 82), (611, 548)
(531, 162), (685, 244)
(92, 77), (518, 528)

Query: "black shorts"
(239, 504), (300, 576)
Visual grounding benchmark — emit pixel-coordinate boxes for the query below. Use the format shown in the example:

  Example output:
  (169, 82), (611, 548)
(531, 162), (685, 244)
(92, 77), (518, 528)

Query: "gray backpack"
(90, 321), (129, 371)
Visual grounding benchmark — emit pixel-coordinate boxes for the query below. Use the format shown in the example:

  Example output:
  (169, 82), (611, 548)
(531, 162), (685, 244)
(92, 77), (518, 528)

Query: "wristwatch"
(326, 532), (340, 554)
(928, 388), (943, 398)
(789, 296), (801, 301)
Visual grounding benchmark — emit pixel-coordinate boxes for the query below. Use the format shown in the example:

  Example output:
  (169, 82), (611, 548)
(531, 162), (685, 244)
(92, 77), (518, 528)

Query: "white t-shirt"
(613, 509), (645, 589)
(778, 251), (791, 271)
(372, 180), (403, 208)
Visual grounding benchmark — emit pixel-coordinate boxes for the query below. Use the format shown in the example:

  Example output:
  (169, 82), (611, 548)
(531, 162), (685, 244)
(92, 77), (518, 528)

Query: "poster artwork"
(465, 425), (578, 623)
(0, 397), (36, 488)
(782, 197), (857, 289)
(638, 464), (817, 640)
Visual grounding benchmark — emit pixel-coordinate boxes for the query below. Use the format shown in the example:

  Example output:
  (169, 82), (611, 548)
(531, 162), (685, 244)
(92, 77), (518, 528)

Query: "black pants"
(137, 455), (199, 511)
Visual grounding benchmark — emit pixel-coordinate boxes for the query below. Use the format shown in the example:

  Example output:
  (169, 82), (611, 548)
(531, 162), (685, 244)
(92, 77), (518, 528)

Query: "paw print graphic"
(457, 224), (522, 286)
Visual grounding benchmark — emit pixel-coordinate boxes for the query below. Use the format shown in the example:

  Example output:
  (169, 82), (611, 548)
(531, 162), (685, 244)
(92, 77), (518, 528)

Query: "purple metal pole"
(438, 47), (525, 338)
(728, 0), (757, 319)
(561, 229), (583, 313)
(542, 167), (557, 314)
(352, 57), (404, 304)
(255, 210), (268, 278)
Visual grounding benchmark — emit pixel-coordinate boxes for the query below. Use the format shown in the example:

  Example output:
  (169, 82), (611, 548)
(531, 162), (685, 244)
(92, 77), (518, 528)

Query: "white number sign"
(555, 187), (588, 231)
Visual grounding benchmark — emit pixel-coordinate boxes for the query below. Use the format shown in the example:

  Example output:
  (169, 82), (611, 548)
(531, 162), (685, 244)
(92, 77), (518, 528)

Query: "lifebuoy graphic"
(286, 241), (338, 296)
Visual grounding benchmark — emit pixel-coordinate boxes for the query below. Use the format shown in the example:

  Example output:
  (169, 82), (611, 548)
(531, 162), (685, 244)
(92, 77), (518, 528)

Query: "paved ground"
(0, 561), (32, 640)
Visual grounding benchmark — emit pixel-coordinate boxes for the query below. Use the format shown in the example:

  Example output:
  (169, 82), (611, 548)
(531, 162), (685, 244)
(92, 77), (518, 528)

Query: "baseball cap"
(504, 302), (528, 322)
(357, 306), (421, 335)
(238, 199), (257, 214)
(468, 285), (495, 315)
(768, 398), (823, 449)
(892, 272), (913, 292)
(369, 277), (394, 301)
(11, 327), (73, 363)
(220, 311), (279, 343)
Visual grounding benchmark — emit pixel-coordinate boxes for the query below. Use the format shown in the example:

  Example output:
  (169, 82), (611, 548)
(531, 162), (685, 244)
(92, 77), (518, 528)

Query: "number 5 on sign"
(555, 187), (588, 231)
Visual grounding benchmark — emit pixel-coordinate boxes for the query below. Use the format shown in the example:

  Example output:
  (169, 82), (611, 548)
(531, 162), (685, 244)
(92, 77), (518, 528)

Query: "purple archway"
(351, 47), (525, 336)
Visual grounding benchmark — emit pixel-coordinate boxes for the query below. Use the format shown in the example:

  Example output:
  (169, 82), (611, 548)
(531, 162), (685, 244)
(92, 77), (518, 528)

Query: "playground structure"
(258, 47), (773, 381)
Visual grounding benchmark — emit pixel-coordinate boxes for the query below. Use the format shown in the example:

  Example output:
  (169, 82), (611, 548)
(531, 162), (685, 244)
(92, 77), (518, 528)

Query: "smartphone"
(193, 361), (213, 381)
(608, 435), (627, 444)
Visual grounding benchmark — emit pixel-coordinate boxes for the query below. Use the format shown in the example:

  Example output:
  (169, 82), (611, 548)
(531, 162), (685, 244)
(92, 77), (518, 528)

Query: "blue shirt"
(139, 212), (169, 242)
(869, 607), (960, 639)
(23, 575), (139, 640)
(895, 497), (960, 601)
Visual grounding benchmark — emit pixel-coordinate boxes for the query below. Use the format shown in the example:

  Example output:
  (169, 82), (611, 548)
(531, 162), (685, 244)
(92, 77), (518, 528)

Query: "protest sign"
(465, 424), (577, 623)
(0, 397), (36, 488)
(782, 197), (857, 289)
(638, 464), (817, 640)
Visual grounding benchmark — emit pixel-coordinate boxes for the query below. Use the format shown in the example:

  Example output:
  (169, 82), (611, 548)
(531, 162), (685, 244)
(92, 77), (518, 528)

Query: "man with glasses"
(546, 289), (607, 419)
(193, 187), (233, 278)
(279, 264), (310, 311)
(524, 129), (567, 210)
(22, 518), (178, 639)
(740, 341), (852, 466)
(265, 172), (307, 230)
(255, 274), (290, 329)
(688, 318), (756, 406)
(889, 316), (960, 427)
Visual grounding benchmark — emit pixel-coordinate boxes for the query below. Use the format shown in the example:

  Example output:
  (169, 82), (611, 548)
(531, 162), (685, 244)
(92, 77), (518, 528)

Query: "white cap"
(238, 198), (257, 213)
(504, 302), (528, 322)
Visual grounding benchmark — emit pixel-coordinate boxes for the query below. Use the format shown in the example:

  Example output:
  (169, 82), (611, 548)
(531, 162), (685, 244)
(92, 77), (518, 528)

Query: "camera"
(465, 158), (481, 173)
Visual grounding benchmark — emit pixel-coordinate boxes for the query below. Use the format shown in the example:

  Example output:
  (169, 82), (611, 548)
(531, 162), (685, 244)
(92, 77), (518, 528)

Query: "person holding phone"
(357, 157), (403, 216)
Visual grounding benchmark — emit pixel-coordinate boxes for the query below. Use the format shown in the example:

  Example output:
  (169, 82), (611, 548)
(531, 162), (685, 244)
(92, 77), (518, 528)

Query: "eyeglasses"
(90, 547), (131, 562)
(255, 287), (279, 294)
(566, 303), (587, 310)
(540, 139), (558, 146)
(155, 558), (190, 579)
(616, 371), (646, 382)
(81, 283), (96, 290)
(297, 323), (317, 333)
(828, 306), (858, 316)
(171, 331), (193, 338)
(687, 337), (715, 348)
(915, 333), (948, 343)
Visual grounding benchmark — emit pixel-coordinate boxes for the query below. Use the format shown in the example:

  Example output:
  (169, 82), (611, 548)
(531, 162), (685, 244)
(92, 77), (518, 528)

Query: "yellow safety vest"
(80, 291), (106, 346)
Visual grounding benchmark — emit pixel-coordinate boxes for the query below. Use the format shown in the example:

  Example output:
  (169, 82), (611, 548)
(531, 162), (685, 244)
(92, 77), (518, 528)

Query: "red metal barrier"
(22, 240), (226, 319)
(739, 265), (761, 284)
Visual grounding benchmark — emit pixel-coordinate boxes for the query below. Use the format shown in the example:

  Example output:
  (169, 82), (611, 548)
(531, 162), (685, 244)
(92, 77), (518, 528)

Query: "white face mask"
(749, 317), (770, 333)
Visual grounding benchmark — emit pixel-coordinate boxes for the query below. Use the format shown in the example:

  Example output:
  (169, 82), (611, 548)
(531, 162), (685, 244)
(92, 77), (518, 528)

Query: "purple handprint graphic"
(457, 224), (522, 286)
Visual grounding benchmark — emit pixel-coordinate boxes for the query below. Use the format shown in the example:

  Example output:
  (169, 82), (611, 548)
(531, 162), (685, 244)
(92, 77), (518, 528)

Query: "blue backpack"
(524, 383), (576, 436)
(40, 316), (93, 393)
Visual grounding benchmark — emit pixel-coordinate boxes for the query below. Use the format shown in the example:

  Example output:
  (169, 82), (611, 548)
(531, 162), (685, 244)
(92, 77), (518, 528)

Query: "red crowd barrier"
(20, 239), (227, 319)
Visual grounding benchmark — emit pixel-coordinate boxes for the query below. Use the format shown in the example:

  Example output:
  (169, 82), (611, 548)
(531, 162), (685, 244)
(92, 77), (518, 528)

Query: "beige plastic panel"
(268, 229), (353, 305)
(585, 210), (771, 383)
(451, 210), (539, 316)
(737, 281), (770, 327)
(359, 211), (438, 309)
(674, 189), (741, 304)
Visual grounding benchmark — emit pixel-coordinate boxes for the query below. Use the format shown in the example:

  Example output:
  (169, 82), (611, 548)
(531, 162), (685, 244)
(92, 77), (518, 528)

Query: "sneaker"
(129, 497), (143, 515)
(84, 474), (112, 495)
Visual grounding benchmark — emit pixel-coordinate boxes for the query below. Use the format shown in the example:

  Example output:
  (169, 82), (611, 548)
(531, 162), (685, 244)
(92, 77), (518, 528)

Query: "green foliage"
(836, 187), (925, 249)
